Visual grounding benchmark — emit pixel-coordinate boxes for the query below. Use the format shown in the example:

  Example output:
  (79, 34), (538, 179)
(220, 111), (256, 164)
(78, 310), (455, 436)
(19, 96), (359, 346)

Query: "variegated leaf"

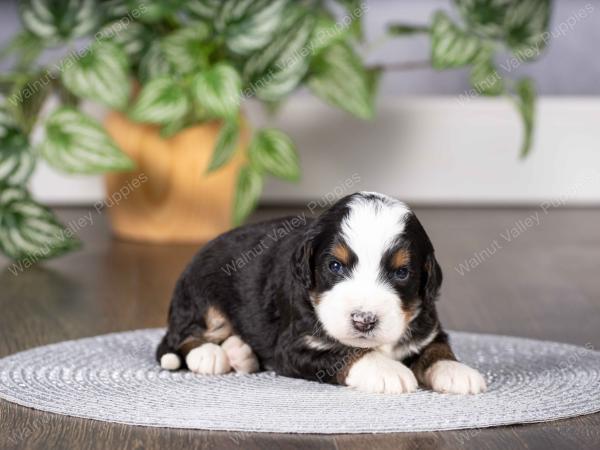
(0, 184), (80, 261)
(138, 41), (175, 83)
(233, 164), (263, 226)
(98, 20), (151, 61)
(61, 41), (131, 110)
(243, 3), (309, 78)
(248, 128), (299, 181)
(515, 77), (536, 157)
(161, 26), (211, 75)
(308, 12), (351, 56)
(455, 0), (510, 39)
(220, 0), (288, 55)
(40, 107), (134, 174)
(430, 11), (488, 70)
(455, 0), (550, 58)
(0, 108), (35, 186)
(19, 0), (98, 45)
(186, 0), (222, 20)
(192, 64), (241, 119)
(503, 0), (550, 57)
(252, 10), (315, 101)
(470, 52), (504, 96)
(99, 0), (130, 20)
(207, 120), (239, 172)
(130, 77), (190, 125)
(334, 0), (366, 40)
(308, 42), (374, 120)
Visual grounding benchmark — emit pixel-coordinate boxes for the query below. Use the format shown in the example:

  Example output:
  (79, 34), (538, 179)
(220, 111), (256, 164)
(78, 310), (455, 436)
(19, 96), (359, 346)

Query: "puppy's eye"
(394, 267), (409, 280)
(329, 260), (344, 274)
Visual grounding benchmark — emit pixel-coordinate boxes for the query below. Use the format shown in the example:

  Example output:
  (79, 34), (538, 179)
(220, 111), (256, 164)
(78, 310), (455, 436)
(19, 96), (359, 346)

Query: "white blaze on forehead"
(313, 194), (412, 347)
(341, 194), (411, 272)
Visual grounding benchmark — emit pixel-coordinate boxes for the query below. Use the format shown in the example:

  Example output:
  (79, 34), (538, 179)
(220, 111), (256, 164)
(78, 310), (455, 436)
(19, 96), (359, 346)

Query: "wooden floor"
(1, 206), (599, 450)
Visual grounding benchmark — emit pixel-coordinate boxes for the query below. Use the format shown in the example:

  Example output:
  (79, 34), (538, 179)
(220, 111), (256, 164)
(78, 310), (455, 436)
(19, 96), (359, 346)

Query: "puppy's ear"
(292, 227), (319, 290)
(422, 252), (443, 302)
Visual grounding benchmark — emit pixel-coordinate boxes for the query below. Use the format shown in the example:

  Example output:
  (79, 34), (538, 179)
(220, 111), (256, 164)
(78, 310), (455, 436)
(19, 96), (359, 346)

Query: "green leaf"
(219, 0), (288, 55)
(470, 52), (504, 96)
(19, 0), (99, 46)
(99, 0), (131, 20)
(454, 0), (510, 40)
(308, 42), (374, 120)
(309, 12), (352, 56)
(233, 165), (263, 226)
(138, 41), (175, 83)
(430, 11), (489, 70)
(192, 64), (241, 119)
(97, 20), (152, 61)
(6, 71), (52, 134)
(455, 0), (551, 58)
(135, 1), (181, 24)
(503, 0), (551, 58)
(207, 120), (239, 173)
(0, 185), (80, 261)
(61, 41), (131, 110)
(248, 128), (299, 182)
(251, 10), (315, 102)
(186, 0), (222, 20)
(243, 4), (312, 76)
(515, 77), (536, 158)
(0, 107), (35, 186)
(387, 24), (430, 36)
(40, 107), (134, 174)
(129, 77), (190, 125)
(161, 26), (211, 75)
(334, 0), (366, 40)
(0, 31), (44, 69)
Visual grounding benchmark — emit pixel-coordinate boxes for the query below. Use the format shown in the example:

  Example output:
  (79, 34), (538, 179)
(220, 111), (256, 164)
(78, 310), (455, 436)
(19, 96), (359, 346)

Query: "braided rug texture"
(0, 329), (599, 433)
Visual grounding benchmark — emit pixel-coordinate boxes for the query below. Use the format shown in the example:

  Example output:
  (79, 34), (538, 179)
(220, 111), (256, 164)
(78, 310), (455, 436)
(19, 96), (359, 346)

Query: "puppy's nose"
(351, 311), (378, 333)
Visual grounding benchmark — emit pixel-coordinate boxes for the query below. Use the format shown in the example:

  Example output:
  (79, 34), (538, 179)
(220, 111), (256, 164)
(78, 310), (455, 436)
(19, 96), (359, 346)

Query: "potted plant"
(0, 0), (550, 261)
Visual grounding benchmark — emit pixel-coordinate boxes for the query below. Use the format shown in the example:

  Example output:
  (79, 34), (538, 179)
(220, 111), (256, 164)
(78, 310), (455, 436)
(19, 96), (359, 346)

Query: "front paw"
(221, 335), (259, 374)
(186, 343), (231, 375)
(425, 360), (487, 394)
(345, 352), (418, 394)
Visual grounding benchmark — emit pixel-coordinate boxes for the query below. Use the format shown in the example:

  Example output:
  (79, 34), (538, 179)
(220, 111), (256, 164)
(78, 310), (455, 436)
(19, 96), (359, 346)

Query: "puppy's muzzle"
(351, 311), (378, 333)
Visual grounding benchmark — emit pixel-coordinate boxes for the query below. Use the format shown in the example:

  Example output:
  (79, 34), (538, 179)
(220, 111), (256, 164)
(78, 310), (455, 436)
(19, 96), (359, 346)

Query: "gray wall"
(1, 0), (599, 95)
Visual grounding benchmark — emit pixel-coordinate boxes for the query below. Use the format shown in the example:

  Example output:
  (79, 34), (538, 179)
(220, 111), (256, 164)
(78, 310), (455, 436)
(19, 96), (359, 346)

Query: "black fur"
(157, 193), (449, 384)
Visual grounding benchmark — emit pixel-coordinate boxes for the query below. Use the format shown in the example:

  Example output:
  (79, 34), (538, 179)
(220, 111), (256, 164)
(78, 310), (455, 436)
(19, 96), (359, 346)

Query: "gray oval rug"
(0, 329), (599, 433)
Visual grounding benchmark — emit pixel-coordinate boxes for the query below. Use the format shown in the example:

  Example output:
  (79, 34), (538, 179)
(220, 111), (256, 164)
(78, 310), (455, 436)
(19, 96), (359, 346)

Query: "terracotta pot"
(103, 112), (247, 243)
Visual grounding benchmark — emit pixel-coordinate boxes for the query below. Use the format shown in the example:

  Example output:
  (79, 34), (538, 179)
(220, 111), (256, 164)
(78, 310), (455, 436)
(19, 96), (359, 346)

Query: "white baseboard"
(30, 96), (600, 206)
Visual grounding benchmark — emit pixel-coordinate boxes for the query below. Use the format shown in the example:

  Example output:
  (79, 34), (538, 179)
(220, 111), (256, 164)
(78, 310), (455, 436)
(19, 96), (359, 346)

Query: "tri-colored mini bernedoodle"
(157, 192), (486, 394)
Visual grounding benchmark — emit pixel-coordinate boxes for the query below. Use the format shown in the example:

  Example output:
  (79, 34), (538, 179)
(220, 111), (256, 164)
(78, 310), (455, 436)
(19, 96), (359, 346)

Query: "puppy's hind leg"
(178, 306), (237, 375)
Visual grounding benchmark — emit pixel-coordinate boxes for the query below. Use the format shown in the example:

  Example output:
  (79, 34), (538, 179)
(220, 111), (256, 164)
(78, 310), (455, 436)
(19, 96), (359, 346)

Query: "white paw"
(221, 336), (259, 374)
(425, 360), (487, 394)
(160, 352), (181, 370)
(186, 343), (231, 375)
(345, 352), (418, 394)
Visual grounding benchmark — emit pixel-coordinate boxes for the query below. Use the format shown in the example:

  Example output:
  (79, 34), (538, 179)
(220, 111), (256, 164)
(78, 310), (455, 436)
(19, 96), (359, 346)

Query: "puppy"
(156, 192), (486, 394)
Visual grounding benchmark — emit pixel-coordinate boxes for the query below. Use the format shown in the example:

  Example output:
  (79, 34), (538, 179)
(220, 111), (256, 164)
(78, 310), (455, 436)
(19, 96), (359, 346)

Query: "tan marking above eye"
(331, 243), (350, 265)
(392, 248), (411, 269)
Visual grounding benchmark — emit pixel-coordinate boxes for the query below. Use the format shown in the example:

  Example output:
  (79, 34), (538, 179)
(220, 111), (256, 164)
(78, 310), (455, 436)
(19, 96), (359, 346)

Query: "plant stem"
(370, 60), (432, 72)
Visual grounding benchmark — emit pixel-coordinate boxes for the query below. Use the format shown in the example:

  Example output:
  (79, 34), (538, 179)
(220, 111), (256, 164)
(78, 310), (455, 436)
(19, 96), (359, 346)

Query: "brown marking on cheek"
(203, 306), (233, 343)
(331, 242), (350, 265)
(411, 341), (456, 385)
(392, 248), (411, 269)
(309, 291), (321, 305)
(336, 348), (372, 385)
(401, 301), (421, 324)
